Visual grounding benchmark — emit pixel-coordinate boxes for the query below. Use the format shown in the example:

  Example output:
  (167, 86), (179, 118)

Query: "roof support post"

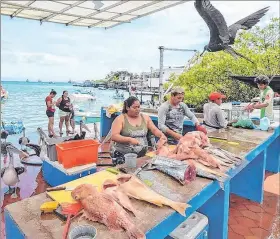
(159, 46), (164, 104)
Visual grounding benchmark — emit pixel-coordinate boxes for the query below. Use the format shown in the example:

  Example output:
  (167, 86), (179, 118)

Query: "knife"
(46, 186), (75, 192)
(133, 162), (149, 176)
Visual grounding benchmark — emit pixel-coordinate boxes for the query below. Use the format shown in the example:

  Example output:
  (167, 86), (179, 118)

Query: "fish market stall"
(207, 126), (280, 202)
(4, 126), (280, 239)
(100, 106), (280, 173)
(100, 107), (197, 138)
(5, 165), (229, 239)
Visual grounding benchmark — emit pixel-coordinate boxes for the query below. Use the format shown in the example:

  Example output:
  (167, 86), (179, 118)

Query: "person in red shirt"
(45, 89), (57, 137)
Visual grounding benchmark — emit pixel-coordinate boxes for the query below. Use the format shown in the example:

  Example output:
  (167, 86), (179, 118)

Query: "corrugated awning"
(1, 0), (187, 29)
(230, 75), (280, 93)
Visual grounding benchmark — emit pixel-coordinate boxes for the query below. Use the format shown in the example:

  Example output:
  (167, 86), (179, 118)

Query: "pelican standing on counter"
(19, 127), (30, 150)
(195, 0), (269, 63)
(1, 130), (12, 164)
(1, 145), (28, 198)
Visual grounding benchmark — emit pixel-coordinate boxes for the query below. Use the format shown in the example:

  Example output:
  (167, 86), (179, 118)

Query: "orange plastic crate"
(56, 139), (100, 169)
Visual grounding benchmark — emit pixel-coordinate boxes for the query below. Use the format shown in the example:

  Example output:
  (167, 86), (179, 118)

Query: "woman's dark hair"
(50, 89), (57, 95)
(62, 90), (68, 98)
(122, 96), (139, 114)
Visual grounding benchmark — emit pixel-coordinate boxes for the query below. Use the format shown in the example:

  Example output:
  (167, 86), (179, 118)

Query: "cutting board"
(145, 145), (176, 157)
(46, 171), (117, 204)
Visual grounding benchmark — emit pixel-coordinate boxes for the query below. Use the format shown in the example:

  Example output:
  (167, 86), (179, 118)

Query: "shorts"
(59, 110), (71, 118)
(46, 110), (54, 118)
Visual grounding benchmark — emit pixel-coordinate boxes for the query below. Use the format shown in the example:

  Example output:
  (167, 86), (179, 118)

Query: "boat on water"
(98, 86), (107, 90)
(70, 92), (96, 101)
(112, 90), (124, 99)
(74, 110), (100, 124)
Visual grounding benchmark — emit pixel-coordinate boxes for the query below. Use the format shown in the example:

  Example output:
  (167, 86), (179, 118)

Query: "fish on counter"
(149, 155), (196, 185)
(102, 179), (139, 217)
(204, 147), (244, 166)
(116, 174), (190, 217)
(191, 147), (223, 170)
(188, 160), (229, 189)
(71, 184), (146, 239)
(188, 131), (210, 147)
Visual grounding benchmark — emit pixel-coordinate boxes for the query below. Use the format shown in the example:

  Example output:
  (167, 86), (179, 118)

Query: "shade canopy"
(1, 1), (188, 29)
(230, 75), (280, 93)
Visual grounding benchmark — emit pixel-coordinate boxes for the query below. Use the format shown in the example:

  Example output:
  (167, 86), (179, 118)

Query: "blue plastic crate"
(42, 158), (97, 187)
(165, 212), (208, 239)
(2, 120), (24, 135)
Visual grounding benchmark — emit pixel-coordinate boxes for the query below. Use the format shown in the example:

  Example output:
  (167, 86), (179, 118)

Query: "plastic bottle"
(259, 117), (270, 131)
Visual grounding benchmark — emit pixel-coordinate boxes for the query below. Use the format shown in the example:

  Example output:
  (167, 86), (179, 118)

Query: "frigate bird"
(195, 0), (269, 63)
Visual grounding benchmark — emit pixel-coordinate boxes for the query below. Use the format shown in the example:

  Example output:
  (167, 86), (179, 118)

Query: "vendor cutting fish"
(158, 87), (207, 145)
(111, 96), (167, 158)
(244, 75), (274, 121)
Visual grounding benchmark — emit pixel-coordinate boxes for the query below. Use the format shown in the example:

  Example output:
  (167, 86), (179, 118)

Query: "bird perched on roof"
(195, 0), (269, 63)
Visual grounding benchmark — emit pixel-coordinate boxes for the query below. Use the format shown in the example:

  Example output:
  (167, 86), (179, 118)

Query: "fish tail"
(169, 201), (190, 217)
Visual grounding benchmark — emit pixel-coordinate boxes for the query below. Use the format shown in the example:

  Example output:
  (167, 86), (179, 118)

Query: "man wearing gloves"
(158, 87), (207, 145)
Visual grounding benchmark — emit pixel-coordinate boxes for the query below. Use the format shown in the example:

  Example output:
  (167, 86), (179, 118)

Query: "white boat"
(112, 91), (124, 99)
(70, 93), (96, 101)
(74, 111), (100, 123)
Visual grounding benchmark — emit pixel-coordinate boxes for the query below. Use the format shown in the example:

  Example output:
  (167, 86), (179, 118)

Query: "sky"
(1, 1), (279, 82)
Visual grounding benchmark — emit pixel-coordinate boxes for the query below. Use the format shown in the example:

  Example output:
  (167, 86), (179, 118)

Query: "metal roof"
(1, 0), (188, 29)
(230, 75), (280, 93)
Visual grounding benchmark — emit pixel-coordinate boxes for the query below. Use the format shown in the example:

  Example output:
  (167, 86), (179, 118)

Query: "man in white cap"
(158, 86), (207, 144)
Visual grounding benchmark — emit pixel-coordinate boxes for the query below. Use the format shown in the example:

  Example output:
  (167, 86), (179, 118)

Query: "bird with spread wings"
(195, 0), (269, 63)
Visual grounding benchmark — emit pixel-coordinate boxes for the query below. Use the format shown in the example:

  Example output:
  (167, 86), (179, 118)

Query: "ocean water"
(1, 81), (128, 134)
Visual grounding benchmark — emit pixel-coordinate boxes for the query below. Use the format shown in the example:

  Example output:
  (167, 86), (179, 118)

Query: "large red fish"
(71, 184), (145, 239)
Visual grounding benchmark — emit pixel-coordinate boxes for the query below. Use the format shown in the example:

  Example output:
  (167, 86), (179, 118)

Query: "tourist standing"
(45, 89), (57, 137)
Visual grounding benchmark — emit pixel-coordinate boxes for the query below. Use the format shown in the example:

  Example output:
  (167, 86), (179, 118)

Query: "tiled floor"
(228, 173), (280, 239)
(1, 169), (279, 239)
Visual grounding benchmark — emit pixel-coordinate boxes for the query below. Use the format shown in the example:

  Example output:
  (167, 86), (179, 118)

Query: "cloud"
(1, 1), (279, 82)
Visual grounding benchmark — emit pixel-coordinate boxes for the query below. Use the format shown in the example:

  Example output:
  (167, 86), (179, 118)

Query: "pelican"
(63, 120), (91, 142)
(195, 0), (269, 63)
(1, 145), (27, 198)
(1, 130), (12, 163)
(19, 127), (30, 149)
